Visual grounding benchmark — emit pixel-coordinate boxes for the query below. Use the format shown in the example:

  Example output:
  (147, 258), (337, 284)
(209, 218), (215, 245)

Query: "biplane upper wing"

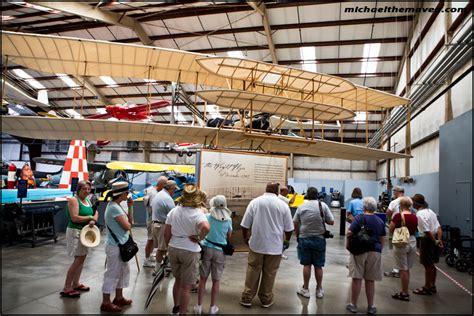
(2, 116), (411, 161)
(2, 32), (410, 111)
(106, 161), (195, 174)
(197, 89), (355, 121)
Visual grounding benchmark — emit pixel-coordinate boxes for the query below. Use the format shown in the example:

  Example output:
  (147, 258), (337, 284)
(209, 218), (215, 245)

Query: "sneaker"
(261, 301), (274, 308)
(239, 301), (252, 308)
(367, 305), (377, 315)
(209, 305), (219, 314)
(296, 286), (310, 298)
(143, 258), (155, 268)
(346, 303), (358, 313)
(316, 287), (324, 298)
(384, 270), (400, 278)
(193, 304), (202, 314)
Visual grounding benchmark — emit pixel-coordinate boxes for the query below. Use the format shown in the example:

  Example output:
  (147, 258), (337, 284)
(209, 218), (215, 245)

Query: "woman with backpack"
(345, 197), (386, 315)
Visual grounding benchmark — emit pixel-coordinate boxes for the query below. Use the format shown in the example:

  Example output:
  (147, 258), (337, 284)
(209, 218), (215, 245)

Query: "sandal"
(60, 290), (80, 298)
(392, 292), (410, 301)
(413, 287), (432, 295)
(73, 284), (90, 292)
(100, 303), (122, 313)
(430, 286), (437, 294)
(112, 297), (133, 306)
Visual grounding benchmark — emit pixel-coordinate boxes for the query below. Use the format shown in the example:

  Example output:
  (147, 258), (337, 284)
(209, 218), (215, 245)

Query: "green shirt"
(67, 197), (94, 230)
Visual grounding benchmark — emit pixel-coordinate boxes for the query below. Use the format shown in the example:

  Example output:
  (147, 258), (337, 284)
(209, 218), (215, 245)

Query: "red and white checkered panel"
(58, 140), (89, 189)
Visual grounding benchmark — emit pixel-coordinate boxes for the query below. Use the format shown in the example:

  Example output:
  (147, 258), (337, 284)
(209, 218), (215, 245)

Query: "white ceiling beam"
(247, 1), (278, 64)
(34, 2), (153, 46)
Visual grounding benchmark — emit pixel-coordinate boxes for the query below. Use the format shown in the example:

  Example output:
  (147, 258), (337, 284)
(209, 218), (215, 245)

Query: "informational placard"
(198, 150), (288, 199)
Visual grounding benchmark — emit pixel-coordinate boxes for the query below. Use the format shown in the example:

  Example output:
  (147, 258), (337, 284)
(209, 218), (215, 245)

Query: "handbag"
(107, 225), (138, 262)
(205, 238), (235, 256)
(392, 213), (410, 248)
(347, 215), (375, 255)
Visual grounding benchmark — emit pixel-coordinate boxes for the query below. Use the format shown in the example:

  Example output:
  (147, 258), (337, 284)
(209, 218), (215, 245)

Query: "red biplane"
(86, 100), (170, 121)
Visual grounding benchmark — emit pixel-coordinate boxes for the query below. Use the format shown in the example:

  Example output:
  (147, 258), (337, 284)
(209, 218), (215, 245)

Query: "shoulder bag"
(205, 238), (235, 256)
(392, 212), (410, 247)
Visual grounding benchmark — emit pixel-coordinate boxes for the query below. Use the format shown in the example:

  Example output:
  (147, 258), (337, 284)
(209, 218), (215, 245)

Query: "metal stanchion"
(340, 207), (346, 236)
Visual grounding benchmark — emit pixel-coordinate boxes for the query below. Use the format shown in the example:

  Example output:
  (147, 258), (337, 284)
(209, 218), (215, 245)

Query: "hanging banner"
(198, 149), (288, 199)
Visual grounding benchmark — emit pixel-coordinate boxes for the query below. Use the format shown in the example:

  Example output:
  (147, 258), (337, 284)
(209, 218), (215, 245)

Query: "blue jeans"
(297, 236), (326, 267)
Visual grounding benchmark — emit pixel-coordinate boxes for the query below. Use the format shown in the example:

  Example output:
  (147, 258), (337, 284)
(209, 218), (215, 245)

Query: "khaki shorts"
(146, 220), (153, 240)
(152, 223), (167, 251)
(349, 251), (382, 281)
(168, 246), (200, 285)
(200, 246), (226, 280)
(66, 227), (89, 257)
(393, 236), (417, 270)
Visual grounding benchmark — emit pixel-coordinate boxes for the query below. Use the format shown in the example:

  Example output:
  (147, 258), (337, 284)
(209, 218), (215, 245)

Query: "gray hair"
(362, 197), (378, 213)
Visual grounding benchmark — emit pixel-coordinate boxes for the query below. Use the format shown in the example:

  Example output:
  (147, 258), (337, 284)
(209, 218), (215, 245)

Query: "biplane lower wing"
(1, 116), (411, 161)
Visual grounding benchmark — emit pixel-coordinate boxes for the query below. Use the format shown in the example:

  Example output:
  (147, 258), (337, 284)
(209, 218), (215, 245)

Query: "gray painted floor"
(2, 209), (472, 314)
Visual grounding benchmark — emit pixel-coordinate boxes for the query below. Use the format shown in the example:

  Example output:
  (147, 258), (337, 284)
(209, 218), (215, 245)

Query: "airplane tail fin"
(58, 140), (89, 189)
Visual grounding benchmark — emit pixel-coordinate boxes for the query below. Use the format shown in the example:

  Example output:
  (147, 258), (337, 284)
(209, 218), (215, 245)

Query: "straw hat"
(110, 181), (129, 197)
(176, 183), (206, 207)
(80, 225), (101, 248)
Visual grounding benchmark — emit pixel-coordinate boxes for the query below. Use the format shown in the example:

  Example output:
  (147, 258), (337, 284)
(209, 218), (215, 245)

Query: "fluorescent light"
(361, 43), (381, 74)
(25, 79), (46, 89)
(13, 69), (32, 79)
(299, 47), (317, 72)
(65, 109), (82, 118)
(144, 79), (157, 83)
(227, 51), (245, 59)
(100, 76), (118, 87)
(354, 111), (367, 122)
(57, 73), (79, 88)
(96, 108), (107, 114)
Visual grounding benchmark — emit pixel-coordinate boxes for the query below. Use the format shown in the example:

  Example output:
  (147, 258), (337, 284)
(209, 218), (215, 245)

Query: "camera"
(324, 230), (334, 239)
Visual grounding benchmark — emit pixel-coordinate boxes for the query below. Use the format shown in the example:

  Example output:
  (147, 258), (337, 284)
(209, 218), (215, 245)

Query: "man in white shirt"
(278, 186), (296, 206)
(142, 176), (168, 268)
(412, 193), (443, 295)
(239, 182), (294, 309)
(384, 185), (404, 278)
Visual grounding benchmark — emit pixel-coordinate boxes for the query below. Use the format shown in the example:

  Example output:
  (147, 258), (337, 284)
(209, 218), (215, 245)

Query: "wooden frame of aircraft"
(1, 31), (412, 161)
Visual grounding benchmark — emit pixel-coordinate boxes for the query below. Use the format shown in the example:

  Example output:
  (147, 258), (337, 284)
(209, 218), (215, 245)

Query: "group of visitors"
(345, 186), (443, 315)
(61, 179), (443, 315)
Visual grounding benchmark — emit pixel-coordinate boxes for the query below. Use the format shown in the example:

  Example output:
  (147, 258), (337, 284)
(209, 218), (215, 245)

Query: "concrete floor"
(2, 209), (472, 314)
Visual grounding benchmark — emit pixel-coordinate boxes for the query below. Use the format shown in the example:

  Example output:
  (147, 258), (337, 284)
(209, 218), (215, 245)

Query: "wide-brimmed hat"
(80, 225), (101, 248)
(176, 183), (206, 207)
(110, 181), (129, 197)
(411, 193), (428, 208)
(209, 195), (232, 221)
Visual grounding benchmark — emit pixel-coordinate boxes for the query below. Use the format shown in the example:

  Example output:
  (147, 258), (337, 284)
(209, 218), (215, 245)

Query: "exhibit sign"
(198, 149), (288, 199)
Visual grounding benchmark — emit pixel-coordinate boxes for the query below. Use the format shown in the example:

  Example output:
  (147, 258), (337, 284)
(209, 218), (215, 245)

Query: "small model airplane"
(86, 100), (170, 121)
(170, 143), (202, 157)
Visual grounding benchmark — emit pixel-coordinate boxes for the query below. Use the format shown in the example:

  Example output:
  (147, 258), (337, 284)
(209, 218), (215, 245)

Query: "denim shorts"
(297, 236), (326, 267)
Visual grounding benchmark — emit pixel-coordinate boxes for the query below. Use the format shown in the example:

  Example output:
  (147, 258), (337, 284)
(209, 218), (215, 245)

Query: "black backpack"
(347, 215), (375, 255)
